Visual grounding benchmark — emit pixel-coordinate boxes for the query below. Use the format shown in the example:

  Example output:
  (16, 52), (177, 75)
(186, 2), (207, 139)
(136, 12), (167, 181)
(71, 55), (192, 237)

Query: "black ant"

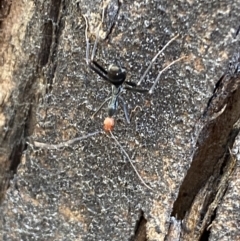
(33, 10), (185, 190)
(83, 11), (185, 130)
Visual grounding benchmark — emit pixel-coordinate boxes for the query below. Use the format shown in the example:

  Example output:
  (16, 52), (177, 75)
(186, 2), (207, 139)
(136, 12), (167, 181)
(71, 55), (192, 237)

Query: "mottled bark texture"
(0, 0), (240, 240)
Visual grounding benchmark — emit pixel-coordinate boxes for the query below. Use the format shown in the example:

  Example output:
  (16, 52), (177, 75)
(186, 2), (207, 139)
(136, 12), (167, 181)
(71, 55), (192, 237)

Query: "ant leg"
(125, 86), (148, 93)
(91, 2), (107, 62)
(119, 96), (130, 124)
(91, 23), (101, 62)
(137, 34), (179, 87)
(83, 14), (102, 64)
(149, 55), (186, 94)
(109, 131), (153, 191)
(83, 15), (91, 65)
(91, 96), (111, 119)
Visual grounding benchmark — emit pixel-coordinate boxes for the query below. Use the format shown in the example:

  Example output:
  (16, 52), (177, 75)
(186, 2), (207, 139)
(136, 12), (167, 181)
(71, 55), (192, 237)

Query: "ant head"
(108, 63), (126, 85)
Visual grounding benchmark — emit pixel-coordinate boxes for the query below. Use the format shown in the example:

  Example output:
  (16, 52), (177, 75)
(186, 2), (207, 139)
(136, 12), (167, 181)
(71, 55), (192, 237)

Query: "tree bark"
(0, 0), (240, 240)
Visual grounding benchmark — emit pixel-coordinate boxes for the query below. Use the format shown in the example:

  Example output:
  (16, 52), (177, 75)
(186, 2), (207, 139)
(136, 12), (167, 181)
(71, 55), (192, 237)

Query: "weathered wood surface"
(0, 0), (240, 240)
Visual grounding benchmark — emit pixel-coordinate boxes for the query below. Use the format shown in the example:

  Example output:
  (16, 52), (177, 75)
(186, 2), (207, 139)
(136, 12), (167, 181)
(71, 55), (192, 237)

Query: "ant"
(83, 10), (185, 131)
(33, 10), (185, 190)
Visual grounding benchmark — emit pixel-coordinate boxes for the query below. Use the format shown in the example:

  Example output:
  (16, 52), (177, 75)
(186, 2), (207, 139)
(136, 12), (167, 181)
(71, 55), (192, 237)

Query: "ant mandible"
(83, 10), (185, 131)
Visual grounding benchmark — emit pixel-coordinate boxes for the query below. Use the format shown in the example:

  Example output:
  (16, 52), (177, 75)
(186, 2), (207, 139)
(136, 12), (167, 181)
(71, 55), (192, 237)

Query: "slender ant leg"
(83, 14), (113, 118)
(83, 13), (129, 120)
(149, 55), (186, 94)
(91, 97), (111, 119)
(119, 96), (130, 124)
(137, 34), (179, 86)
(137, 34), (186, 94)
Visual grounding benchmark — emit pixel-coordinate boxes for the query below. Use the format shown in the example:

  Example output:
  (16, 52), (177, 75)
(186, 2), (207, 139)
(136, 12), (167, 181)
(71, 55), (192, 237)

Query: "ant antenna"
(109, 131), (153, 191)
(32, 131), (100, 149)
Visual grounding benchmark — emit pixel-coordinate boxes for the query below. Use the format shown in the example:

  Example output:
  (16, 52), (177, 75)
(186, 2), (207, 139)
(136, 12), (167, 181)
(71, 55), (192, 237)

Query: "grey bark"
(0, 0), (240, 240)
